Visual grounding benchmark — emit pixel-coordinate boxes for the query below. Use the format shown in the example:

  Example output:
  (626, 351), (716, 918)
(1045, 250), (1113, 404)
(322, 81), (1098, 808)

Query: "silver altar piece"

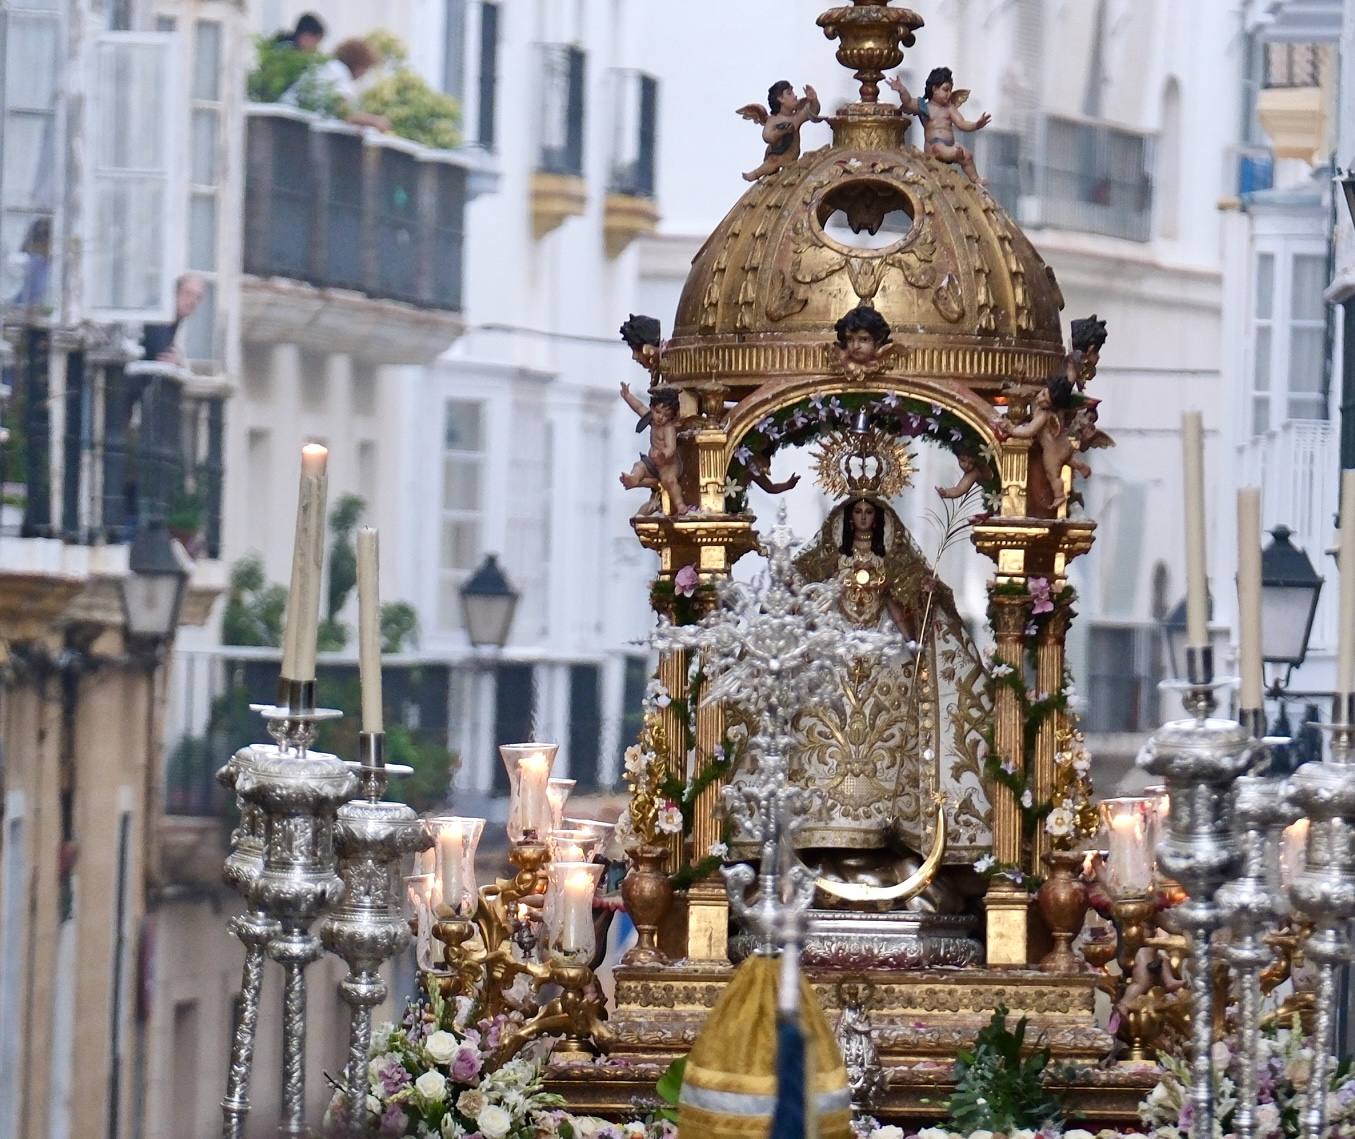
(1216, 775), (1296, 1139)
(834, 982), (887, 1133)
(217, 746), (281, 1139)
(1289, 693), (1355, 1139)
(1141, 645), (1254, 1139)
(730, 909), (982, 969)
(319, 731), (430, 1130)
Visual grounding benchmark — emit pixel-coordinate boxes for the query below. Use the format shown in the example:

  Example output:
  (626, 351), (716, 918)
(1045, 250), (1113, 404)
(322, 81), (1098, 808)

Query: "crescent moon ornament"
(812, 795), (948, 904)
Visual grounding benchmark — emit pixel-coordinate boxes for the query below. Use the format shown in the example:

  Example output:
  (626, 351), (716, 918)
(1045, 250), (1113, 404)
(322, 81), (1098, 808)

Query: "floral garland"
(727, 390), (1001, 507)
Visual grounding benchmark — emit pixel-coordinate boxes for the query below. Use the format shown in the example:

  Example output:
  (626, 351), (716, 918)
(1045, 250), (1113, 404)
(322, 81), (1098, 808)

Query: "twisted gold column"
(687, 695), (729, 960)
(1032, 600), (1072, 872)
(986, 589), (1031, 965)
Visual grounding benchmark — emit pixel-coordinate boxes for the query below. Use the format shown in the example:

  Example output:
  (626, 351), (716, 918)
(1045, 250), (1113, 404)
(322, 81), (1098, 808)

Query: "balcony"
(1023, 114), (1154, 243)
(604, 69), (659, 257)
(242, 105), (470, 364)
(1256, 42), (1332, 161)
(532, 45), (587, 238)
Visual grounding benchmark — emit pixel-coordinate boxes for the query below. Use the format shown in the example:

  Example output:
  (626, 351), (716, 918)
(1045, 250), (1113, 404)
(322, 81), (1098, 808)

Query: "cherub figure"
(736, 80), (821, 182)
(619, 313), (662, 378)
(993, 375), (1089, 509)
(935, 449), (993, 501)
(832, 305), (893, 381)
(619, 385), (689, 516)
(886, 67), (991, 185)
(1066, 313), (1108, 390)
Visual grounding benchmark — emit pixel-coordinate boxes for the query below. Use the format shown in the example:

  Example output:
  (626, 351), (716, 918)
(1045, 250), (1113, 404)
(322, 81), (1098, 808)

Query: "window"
(974, 129), (1021, 218)
(438, 400), (484, 629)
(568, 664), (602, 791)
(87, 32), (180, 320)
(1084, 624), (1161, 733)
(477, 3), (499, 148)
(609, 70), (657, 197)
(300, 349), (327, 409)
(1035, 115), (1154, 243)
(617, 656), (649, 772)
(183, 20), (224, 364)
(442, 0), (466, 98)
(1, 3), (62, 314)
(1250, 246), (1329, 434)
(538, 45), (585, 175)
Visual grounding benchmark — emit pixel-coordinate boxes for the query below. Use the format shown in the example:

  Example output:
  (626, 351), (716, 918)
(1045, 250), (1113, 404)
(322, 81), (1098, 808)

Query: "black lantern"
(1260, 525), (1324, 671)
(122, 518), (190, 643)
(1161, 593), (1226, 681)
(460, 554), (519, 649)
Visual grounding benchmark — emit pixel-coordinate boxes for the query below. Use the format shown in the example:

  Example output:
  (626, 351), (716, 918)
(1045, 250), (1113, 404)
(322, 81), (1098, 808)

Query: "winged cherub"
(736, 80), (821, 182)
(885, 67), (991, 185)
(993, 375), (1099, 510)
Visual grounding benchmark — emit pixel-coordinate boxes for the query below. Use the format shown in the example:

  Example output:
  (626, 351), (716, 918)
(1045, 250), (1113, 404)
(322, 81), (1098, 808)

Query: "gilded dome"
(664, 112), (1067, 395)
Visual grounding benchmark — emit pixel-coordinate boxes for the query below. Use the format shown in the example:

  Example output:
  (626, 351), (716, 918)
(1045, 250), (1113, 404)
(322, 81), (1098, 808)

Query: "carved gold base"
(605, 962), (1113, 1064)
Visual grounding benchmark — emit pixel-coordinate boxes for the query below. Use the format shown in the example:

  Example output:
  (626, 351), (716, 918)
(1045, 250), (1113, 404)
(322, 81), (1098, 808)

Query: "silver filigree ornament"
(652, 505), (906, 952)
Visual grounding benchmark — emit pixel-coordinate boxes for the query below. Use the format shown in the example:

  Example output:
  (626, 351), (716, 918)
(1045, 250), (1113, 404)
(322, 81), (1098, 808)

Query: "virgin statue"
(791, 496), (991, 899)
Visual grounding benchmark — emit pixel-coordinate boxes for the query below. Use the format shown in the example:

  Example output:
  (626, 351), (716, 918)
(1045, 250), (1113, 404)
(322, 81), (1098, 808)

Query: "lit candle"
(1337, 471), (1355, 698)
(438, 819), (464, 912)
(519, 751), (551, 839)
(281, 444), (329, 682)
(1100, 798), (1154, 897)
(1182, 412), (1208, 648)
(1237, 488), (1264, 712)
(357, 526), (383, 733)
(559, 866), (599, 954)
(1280, 817), (1310, 890)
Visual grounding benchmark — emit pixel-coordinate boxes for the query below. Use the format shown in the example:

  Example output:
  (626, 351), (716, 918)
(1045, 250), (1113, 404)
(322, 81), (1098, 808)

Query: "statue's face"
(777, 86), (799, 114)
(650, 401), (675, 425)
(851, 500), (876, 534)
(843, 328), (877, 364)
(932, 80), (953, 106)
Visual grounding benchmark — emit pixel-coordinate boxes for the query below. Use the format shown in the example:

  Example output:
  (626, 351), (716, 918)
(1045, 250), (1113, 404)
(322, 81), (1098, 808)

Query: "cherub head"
(767, 80), (796, 116)
(1043, 374), (1077, 410)
(925, 67), (955, 104)
(619, 314), (661, 367)
(834, 305), (892, 365)
(648, 387), (680, 426)
(1070, 313), (1108, 366)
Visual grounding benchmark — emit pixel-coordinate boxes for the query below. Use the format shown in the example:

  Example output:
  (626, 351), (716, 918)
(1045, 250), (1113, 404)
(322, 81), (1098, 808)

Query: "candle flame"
(567, 870), (595, 891)
(521, 752), (550, 773)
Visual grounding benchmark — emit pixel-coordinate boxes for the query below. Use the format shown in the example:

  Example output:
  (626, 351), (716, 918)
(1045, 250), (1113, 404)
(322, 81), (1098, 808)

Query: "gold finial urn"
(817, 0), (925, 102)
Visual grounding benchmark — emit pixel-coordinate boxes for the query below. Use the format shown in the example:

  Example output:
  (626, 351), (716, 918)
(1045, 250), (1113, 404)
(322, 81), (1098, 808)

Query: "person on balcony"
(279, 37), (391, 133)
(273, 12), (325, 53)
(141, 273), (205, 367)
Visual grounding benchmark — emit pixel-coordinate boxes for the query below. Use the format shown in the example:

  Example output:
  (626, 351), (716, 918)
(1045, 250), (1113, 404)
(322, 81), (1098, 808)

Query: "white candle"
(357, 526), (383, 733)
(281, 444), (328, 682)
(438, 820), (464, 911)
(1237, 488), (1264, 711)
(1338, 471), (1355, 697)
(1280, 818), (1310, 890)
(1107, 812), (1152, 896)
(519, 751), (551, 838)
(560, 867), (596, 953)
(1182, 413), (1209, 648)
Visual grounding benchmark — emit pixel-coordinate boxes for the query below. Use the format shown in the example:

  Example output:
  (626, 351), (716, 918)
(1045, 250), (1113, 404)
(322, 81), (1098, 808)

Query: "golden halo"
(812, 428), (915, 500)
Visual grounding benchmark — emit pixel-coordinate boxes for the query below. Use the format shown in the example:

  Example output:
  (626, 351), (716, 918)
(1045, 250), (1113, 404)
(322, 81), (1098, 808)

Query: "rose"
(476, 1103), (513, 1138)
(425, 1029), (458, 1065)
(657, 802), (684, 834)
(414, 1070), (447, 1103)
(456, 1089), (487, 1117)
(450, 1044), (483, 1083)
(674, 565), (699, 597)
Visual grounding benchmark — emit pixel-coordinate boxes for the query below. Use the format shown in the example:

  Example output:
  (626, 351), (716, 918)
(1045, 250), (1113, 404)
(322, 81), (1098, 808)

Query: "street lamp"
(1260, 525), (1324, 681)
(1161, 594), (1223, 681)
(460, 554), (520, 649)
(122, 518), (190, 645)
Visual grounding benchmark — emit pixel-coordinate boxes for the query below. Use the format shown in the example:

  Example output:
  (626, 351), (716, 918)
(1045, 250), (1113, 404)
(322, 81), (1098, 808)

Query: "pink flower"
(1028, 576), (1054, 615)
(449, 1044), (482, 1083)
(675, 565), (699, 597)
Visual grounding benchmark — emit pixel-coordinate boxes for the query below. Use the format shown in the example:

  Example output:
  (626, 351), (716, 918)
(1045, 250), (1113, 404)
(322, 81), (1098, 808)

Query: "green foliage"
(167, 477), (205, 536)
(947, 1006), (1063, 1134)
(247, 36), (333, 107)
(317, 616), (348, 652)
(380, 600), (419, 653)
(221, 554), (287, 647)
(327, 493), (365, 621)
(654, 1056), (685, 1122)
(358, 32), (461, 150)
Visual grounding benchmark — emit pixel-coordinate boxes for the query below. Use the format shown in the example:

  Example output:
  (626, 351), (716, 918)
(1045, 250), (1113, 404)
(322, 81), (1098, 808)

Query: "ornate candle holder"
(319, 731), (431, 1130)
(1141, 644), (1254, 1139)
(547, 777), (576, 831)
(500, 743), (560, 845)
(232, 688), (356, 1139)
(1289, 693), (1355, 1139)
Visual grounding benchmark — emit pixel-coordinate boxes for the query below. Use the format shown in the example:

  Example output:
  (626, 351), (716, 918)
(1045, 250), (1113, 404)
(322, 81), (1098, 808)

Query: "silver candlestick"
(1142, 644), (1254, 1139)
(320, 731), (430, 1133)
(235, 680), (355, 1138)
(1290, 693), (1355, 1139)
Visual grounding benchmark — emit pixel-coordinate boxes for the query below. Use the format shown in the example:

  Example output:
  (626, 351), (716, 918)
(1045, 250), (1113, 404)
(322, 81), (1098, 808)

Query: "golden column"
(687, 693), (730, 961)
(1031, 598), (1073, 873)
(986, 587), (1032, 966)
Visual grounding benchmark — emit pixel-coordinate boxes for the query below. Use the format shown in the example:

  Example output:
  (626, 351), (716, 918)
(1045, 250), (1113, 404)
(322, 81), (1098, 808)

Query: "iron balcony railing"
(1027, 113), (1155, 243)
(608, 69), (657, 198)
(537, 44), (586, 177)
(243, 105), (468, 311)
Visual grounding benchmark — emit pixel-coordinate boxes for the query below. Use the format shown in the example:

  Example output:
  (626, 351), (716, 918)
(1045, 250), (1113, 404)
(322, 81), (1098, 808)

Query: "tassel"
(770, 941), (810, 1139)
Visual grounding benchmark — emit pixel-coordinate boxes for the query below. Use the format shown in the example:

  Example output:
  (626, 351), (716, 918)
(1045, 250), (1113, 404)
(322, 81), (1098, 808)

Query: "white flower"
(623, 744), (646, 775)
(1066, 1130), (1096, 1139)
(969, 1130), (994, 1139)
(1256, 1104), (1280, 1132)
(991, 662), (1013, 677)
(623, 1124), (649, 1138)
(1073, 748), (1092, 774)
(414, 1069), (447, 1103)
(369, 1022), (394, 1054)
(657, 802), (684, 834)
(1020, 789), (1033, 809)
(1010, 1130), (1036, 1139)
(476, 1103), (513, 1139)
(708, 841), (730, 860)
(456, 1089), (487, 1117)
(1045, 805), (1074, 837)
(365, 1095), (382, 1118)
(441, 1114), (466, 1139)
(916, 1129), (951, 1139)
(424, 1029), (458, 1065)
(871, 1127), (906, 1139)
(973, 854), (996, 873)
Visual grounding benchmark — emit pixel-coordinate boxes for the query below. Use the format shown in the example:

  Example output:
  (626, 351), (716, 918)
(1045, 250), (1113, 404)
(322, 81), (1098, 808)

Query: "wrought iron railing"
(1028, 114), (1155, 243)
(1264, 42), (1324, 89)
(609, 69), (658, 197)
(537, 44), (586, 176)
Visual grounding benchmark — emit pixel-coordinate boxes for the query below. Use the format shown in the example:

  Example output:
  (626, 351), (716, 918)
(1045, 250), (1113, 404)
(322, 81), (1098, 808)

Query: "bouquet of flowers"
(1139, 1022), (1355, 1139)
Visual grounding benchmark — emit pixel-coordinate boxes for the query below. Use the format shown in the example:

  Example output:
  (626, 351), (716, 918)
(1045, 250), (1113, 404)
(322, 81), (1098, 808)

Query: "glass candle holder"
(547, 778), (576, 831)
(547, 827), (602, 864)
(1142, 784), (1171, 883)
(566, 817), (617, 859)
(1099, 796), (1156, 898)
(429, 815), (484, 917)
(404, 873), (436, 970)
(499, 744), (559, 843)
(545, 861), (605, 965)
